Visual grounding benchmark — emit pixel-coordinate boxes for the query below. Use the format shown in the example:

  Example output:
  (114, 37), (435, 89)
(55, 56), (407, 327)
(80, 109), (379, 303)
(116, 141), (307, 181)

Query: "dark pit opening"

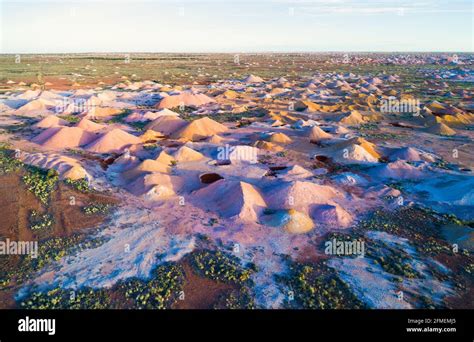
(315, 155), (329, 162)
(269, 166), (288, 171)
(200, 173), (224, 184)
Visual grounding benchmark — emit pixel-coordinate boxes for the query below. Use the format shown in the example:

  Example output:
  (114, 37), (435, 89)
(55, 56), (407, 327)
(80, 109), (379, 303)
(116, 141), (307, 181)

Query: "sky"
(0, 0), (472, 53)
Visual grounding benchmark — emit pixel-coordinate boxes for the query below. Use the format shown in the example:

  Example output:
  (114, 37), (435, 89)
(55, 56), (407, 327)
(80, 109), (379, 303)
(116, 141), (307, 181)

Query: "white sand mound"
(426, 122), (456, 136)
(173, 146), (205, 162)
(122, 159), (171, 181)
(193, 179), (267, 222)
(125, 109), (179, 123)
(266, 132), (292, 144)
(275, 165), (313, 179)
(145, 115), (188, 136)
(388, 147), (422, 162)
(322, 137), (380, 164)
(308, 126), (332, 141)
(33, 126), (96, 149)
(227, 145), (259, 164)
(172, 117), (228, 141)
(261, 209), (314, 234)
(311, 204), (353, 228)
(126, 173), (184, 199)
(85, 128), (141, 153)
(75, 118), (106, 132)
(243, 75), (264, 83)
(373, 160), (423, 179)
(15, 99), (55, 116)
(87, 107), (122, 118)
(207, 134), (225, 144)
(156, 91), (215, 109)
(155, 151), (175, 165)
(339, 110), (365, 125)
(34, 115), (67, 129)
(264, 181), (343, 214)
(20, 152), (89, 180)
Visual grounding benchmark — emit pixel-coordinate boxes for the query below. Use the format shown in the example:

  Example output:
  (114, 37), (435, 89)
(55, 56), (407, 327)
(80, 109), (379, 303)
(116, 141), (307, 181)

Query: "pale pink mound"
(311, 204), (353, 228)
(173, 146), (205, 162)
(172, 117), (228, 141)
(122, 159), (171, 181)
(388, 147), (422, 162)
(264, 181), (343, 214)
(339, 110), (365, 125)
(75, 118), (106, 132)
(376, 160), (423, 179)
(308, 126), (332, 141)
(33, 127), (96, 149)
(34, 115), (67, 129)
(145, 116), (188, 136)
(193, 179), (267, 222)
(85, 128), (141, 153)
(156, 91), (215, 109)
(20, 152), (89, 180)
(126, 173), (184, 199)
(15, 99), (54, 116)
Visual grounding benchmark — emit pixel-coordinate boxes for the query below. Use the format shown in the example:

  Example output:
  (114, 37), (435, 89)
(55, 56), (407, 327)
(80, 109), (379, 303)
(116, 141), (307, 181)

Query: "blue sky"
(1, 0), (472, 53)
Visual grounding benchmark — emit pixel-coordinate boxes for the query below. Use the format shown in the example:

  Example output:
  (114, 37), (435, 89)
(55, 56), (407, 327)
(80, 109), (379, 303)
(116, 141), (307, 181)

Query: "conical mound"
(339, 110), (365, 125)
(156, 91), (215, 109)
(76, 118), (106, 132)
(126, 173), (183, 199)
(426, 122), (456, 136)
(261, 209), (315, 234)
(145, 115), (187, 136)
(173, 146), (205, 162)
(122, 159), (171, 181)
(85, 128), (141, 153)
(308, 126), (332, 141)
(155, 151), (175, 165)
(264, 181), (343, 214)
(172, 117), (228, 141)
(193, 179), (267, 222)
(266, 132), (292, 144)
(207, 134), (225, 144)
(243, 75), (264, 83)
(311, 204), (353, 228)
(34, 115), (67, 129)
(33, 126), (96, 149)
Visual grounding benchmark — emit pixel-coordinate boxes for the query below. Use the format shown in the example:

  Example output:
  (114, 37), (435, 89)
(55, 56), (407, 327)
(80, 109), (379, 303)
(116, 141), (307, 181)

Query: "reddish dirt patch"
(0, 171), (119, 242)
(173, 261), (236, 309)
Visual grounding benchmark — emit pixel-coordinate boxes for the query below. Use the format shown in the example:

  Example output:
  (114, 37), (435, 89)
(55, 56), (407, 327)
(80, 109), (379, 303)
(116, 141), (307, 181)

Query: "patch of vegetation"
(0, 145), (23, 173)
(64, 177), (92, 193)
(19, 287), (111, 309)
(29, 210), (54, 231)
(280, 260), (366, 309)
(213, 288), (255, 309)
(22, 166), (59, 204)
(365, 243), (420, 279)
(0, 234), (107, 288)
(109, 109), (133, 124)
(117, 263), (185, 309)
(190, 250), (255, 284)
(60, 115), (80, 124)
(82, 203), (111, 215)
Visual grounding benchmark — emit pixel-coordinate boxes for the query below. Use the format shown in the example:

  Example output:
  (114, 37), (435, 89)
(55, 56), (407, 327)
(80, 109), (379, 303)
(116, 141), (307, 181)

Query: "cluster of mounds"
(0, 61), (473, 309)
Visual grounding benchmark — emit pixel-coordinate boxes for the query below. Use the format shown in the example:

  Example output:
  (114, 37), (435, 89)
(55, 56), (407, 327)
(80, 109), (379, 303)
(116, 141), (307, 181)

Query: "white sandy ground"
(328, 231), (454, 309)
(25, 202), (195, 291)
